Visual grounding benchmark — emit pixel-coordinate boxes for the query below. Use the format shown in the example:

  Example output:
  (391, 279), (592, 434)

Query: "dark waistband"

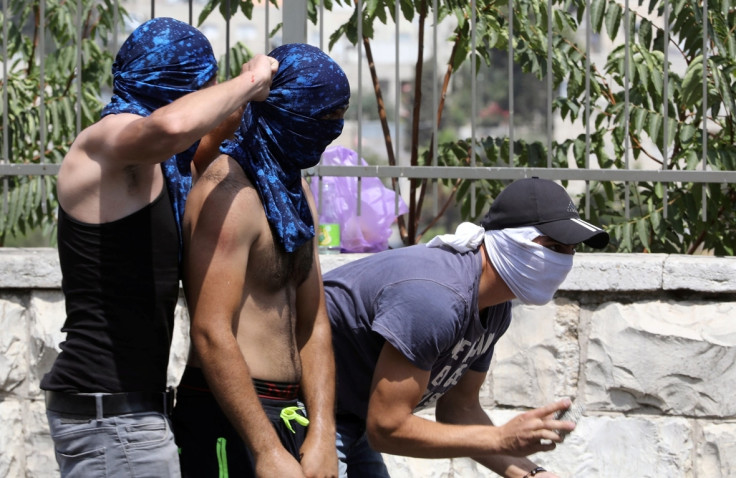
(45, 390), (173, 419)
(178, 365), (300, 401)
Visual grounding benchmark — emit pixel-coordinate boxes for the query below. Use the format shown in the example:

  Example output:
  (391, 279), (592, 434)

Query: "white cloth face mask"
(484, 226), (574, 305)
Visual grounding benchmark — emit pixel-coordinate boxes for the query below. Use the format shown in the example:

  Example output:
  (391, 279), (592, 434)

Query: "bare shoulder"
(72, 114), (140, 162)
(185, 155), (265, 239)
(192, 155), (256, 201)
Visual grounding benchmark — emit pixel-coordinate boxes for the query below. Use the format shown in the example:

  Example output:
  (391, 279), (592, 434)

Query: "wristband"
(523, 467), (546, 478)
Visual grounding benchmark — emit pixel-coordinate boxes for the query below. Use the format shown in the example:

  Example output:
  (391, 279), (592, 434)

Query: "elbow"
(364, 414), (399, 453)
(148, 113), (197, 153)
(189, 322), (222, 360)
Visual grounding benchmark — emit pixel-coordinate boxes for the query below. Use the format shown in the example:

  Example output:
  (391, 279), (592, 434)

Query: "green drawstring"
(217, 437), (229, 478)
(280, 406), (310, 433)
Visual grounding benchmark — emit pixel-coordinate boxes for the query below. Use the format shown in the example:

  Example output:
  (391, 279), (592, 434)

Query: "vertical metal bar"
(317, 176), (324, 215)
(150, 0), (155, 19)
(2, 0), (8, 216)
(283, 1), (307, 44)
(40, 2), (47, 141)
(584, 0), (591, 218)
(76, 0), (82, 135)
(39, 0), (47, 214)
(189, 0), (193, 26)
(662, 0), (669, 219)
(319, 0), (324, 50)
(225, 0), (231, 79)
(395, 0), (400, 161)
(265, 0), (270, 51)
(470, 0), (477, 212)
(356, 175), (362, 216)
(394, 0), (401, 216)
(357, 0), (364, 217)
(546, 0), (552, 167)
(701, 0), (708, 221)
(507, 0), (514, 163)
(624, 0), (631, 219)
(432, 0), (438, 216)
(112, 0), (119, 53)
(357, 0), (363, 168)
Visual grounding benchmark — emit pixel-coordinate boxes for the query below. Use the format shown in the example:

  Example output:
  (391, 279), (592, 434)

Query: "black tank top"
(41, 183), (180, 393)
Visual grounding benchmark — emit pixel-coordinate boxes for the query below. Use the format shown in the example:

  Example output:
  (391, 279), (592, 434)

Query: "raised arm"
(294, 179), (338, 478)
(183, 162), (304, 477)
(108, 54), (278, 167)
(365, 343), (573, 465)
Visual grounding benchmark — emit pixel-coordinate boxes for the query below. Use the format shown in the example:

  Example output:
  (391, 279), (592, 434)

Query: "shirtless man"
(40, 17), (276, 477)
(172, 43), (350, 478)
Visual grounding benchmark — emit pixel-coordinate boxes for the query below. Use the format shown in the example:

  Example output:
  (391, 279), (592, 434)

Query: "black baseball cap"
(480, 177), (609, 249)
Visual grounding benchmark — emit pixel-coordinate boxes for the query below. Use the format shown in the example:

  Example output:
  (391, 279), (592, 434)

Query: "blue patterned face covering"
(100, 17), (218, 253)
(221, 43), (350, 252)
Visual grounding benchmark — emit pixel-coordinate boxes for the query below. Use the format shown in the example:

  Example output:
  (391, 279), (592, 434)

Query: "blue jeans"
(336, 414), (390, 478)
(46, 410), (180, 477)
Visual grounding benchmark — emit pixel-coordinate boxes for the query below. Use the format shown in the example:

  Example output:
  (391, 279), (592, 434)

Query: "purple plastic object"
(311, 146), (408, 253)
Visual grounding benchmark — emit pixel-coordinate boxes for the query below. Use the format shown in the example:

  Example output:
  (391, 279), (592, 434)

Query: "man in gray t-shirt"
(324, 177), (609, 478)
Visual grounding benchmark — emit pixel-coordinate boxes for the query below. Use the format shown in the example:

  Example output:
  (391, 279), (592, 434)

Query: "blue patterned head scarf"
(221, 43), (350, 252)
(100, 17), (218, 250)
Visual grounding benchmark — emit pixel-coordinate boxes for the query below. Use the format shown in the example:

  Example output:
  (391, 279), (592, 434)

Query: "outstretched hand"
(242, 54), (279, 102)
(495, 399), (575, 457)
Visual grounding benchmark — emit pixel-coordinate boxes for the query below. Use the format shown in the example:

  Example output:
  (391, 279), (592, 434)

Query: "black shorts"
(172, 366), (307, 478)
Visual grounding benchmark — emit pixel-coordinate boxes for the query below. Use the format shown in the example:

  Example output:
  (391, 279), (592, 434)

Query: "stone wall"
(1, 248), (735, 477)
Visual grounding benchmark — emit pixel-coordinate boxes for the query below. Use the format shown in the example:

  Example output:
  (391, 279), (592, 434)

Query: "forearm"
(145, 74), (255, 154)
(436, 401), (548, 478)
(297, 320), (336, 438)
(367, 412), (504, 458)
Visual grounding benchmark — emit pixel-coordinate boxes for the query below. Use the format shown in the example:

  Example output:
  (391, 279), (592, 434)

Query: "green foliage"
(196, 0), (277, 25)
(0, 0), (121, 245)
(0, 1), (259, 246)
(321, 0), (736, 254)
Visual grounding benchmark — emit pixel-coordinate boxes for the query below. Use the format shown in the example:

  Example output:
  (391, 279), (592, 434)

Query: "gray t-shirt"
(324, 244), (512, 420)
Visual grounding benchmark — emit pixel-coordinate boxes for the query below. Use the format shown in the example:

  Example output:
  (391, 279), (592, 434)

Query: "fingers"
(526, 399), (577, 440)
(532, 398), (572, 419)
(238, 54), (278, 102)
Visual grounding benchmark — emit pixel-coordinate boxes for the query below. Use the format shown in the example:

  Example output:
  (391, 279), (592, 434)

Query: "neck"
(478, 243), (515, 309)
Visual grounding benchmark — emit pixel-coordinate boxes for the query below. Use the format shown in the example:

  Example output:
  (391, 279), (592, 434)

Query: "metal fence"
(2, 0), (735, 248)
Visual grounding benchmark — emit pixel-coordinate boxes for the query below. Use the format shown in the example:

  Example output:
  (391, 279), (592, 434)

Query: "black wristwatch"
(523, 466), (546, 478)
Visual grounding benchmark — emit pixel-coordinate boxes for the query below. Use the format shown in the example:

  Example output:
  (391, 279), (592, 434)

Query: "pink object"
(311, 146), (408, 253)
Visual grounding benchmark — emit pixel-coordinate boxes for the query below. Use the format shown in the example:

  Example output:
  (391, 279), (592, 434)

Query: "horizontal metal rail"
(3, 163), (736, 185)
(307, 166), (736, 184)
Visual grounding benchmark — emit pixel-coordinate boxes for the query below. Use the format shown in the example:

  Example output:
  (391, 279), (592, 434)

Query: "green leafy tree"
(0, 0), (120, 245)
(0, 0), (255, 246)
(321, 0), (736, 254)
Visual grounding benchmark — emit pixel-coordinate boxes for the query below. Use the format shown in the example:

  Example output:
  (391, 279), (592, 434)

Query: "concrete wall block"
(561, 253), (665, 291)
(664, 255), (736, 292)
(25, 398), (58, 478)
(585, 301), (736, 416)
(492, 300), (581, 407)
(520, 413), (692, 477)
(0, 295), (29, 395)
(0, 398), (25, 478)
(0, 249), (61, 289)
(696, 422), (736, 477)
(382, 454), (454, 478)
(28, 291), (67, 398)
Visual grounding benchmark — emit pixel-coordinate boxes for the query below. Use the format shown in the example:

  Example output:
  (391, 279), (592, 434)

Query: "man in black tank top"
(40, 17), (277, 478)
(172, 43), (350, 477)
